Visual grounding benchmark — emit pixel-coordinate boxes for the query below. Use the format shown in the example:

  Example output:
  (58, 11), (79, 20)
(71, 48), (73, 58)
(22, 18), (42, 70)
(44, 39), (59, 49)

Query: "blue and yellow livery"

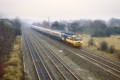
(32, 26), (83, 48)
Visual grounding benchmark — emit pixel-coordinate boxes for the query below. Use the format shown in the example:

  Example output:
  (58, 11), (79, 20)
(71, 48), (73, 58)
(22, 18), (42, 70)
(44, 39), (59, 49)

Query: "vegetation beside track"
(0, 19), (22, 80)
(3, 36), (23, 80)
(83, 34), (120, 61)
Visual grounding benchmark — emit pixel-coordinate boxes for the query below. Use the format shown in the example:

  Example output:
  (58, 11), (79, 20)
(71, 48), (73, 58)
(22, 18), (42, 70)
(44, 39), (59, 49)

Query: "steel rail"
(22, 30), (41, 80)
(24, 30), (53, 80)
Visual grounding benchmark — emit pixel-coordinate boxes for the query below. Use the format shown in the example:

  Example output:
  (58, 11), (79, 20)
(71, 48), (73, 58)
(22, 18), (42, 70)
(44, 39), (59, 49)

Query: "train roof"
(32, 25), (75, 35)
(32, 25), (61, 34)
(62, 32), (75, 35)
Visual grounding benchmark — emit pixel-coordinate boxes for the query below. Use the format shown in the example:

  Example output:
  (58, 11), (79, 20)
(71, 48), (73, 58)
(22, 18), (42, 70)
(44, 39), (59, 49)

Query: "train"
(31, 25), (83, 48)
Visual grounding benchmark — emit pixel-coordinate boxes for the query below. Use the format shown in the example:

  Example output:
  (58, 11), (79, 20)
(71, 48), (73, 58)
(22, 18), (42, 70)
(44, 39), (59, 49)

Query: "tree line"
(49, 18), (120, 37)
(0, 18), (21, 56)
(77, 20), (120, 37)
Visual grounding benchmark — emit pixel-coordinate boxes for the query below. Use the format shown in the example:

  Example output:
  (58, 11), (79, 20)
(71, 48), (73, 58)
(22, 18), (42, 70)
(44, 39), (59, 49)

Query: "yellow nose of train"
(73, 41), (83, 47)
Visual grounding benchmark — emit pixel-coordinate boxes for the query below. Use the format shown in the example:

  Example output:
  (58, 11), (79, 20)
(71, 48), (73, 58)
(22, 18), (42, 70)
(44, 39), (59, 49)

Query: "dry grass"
(3, 36), (23, 80)
(82, 34), (120, 61)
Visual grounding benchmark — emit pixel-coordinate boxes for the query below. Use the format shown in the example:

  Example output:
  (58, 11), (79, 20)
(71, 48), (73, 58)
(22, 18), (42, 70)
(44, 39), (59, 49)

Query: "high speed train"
(31, 25), (83, 47)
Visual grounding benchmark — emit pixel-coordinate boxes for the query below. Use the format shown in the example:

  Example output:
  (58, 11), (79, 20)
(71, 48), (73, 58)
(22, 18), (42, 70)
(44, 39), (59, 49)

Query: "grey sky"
(0, 0), (120, 21)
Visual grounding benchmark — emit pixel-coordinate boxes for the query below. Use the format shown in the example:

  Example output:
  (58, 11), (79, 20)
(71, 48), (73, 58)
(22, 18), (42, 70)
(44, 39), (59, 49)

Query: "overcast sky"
(0, 0), (120, 21)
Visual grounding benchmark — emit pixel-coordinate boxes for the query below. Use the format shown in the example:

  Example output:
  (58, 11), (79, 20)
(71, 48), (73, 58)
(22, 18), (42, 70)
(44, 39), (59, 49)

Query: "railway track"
(23, 32), (41, 80)
(22, 27), (52, 80)
(27, 28), (81, 80)
(31, 27), (120, 80)
(22, 34), (39, 80)
(81, 48), (120, 69)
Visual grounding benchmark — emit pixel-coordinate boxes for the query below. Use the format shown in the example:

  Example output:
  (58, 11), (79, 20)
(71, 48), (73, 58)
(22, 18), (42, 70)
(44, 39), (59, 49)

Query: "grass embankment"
(3, 36), (23, 80)
(82, 34), (120, 61)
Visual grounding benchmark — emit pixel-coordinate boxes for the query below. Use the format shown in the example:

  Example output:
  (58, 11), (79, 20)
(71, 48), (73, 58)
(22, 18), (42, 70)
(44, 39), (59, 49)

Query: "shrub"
(109, 45), (115, 54)
(6, 57), (21, 66)
(99, 41), (108, 52)
(115, 50), (120, 59)
(88, 38), (94, 46)
(0, 64), (5, 78)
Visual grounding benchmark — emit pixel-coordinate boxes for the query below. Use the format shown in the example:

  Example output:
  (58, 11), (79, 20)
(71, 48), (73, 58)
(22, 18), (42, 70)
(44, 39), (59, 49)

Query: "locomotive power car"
(32, 25), (83, 47)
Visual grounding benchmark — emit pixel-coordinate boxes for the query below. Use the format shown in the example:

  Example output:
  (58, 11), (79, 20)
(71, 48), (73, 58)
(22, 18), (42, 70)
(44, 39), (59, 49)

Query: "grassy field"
(82, 34), (120, 61)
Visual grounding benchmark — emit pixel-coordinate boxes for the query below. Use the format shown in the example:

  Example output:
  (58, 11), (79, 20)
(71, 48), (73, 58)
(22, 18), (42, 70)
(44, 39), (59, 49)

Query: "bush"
(109, 45), (115, 54)
(6, 57), (21, 66)
(0, 64), (5, 78)
(115, 50), (120, 59)
(98, 41), (108, 52)
(3, 66), (22, 80)
(88, 38), (94, 46)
